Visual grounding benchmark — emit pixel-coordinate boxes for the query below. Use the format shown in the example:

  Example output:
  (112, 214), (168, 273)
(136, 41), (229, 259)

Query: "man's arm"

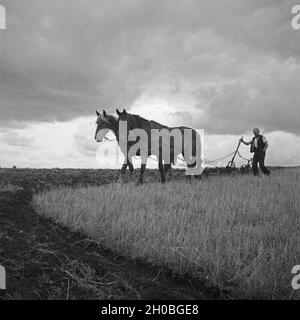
(240, 136), (252, 145)
(262, 136), (268, 152)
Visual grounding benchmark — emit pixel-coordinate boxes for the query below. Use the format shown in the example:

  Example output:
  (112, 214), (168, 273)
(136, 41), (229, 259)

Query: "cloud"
(0, 117), (99, 168)
(1, 1), (299, 125)
(167, 57), (300, 135)
(0, 0), (299, 167)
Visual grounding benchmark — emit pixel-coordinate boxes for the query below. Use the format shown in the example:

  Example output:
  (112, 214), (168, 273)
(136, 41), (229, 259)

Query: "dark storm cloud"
(170, 57), (300, 135)
(0, 0), (299, 134)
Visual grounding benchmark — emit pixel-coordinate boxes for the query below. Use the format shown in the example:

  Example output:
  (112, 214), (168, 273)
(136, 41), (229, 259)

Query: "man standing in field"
(240, 128), (270, 176)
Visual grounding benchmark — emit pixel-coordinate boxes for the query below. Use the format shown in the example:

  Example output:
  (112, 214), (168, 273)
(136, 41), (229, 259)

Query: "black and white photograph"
(1, 0), (300, 308)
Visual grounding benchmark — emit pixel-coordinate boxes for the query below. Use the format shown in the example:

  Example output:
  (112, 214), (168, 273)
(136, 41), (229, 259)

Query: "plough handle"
(230, 137), (243, 165)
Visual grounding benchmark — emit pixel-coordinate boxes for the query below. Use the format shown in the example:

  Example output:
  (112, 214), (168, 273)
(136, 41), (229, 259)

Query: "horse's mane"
(127, 113), (169, 130)
(107, 114), (118, 124)
(127, 113), (149, 126)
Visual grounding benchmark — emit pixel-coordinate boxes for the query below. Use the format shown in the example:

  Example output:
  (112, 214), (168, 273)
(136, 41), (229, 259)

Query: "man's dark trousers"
(252, 151), (270, 176)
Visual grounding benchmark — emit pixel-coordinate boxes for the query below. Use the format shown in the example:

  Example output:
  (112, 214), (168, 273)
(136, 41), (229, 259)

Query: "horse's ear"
(123, 108), (127, 114)
(103, 110), (107, 118)
(116, 109), (121, 116)
(96, 110), (100, 116)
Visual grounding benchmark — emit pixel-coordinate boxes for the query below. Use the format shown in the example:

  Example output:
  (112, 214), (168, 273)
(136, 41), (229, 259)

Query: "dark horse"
(94, 110), (137, 182)
(116, 109), (203, 185)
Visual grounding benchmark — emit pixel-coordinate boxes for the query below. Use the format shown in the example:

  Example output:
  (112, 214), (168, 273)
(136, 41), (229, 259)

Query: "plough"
(203, 137), (252, 176)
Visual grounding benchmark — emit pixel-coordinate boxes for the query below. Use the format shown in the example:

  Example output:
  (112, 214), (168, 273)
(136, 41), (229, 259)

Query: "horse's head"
(116, 108), (138, 131)
(117, 108), (130, 131)
(116, 108), (128, 121)
(94, 109), (117, 142)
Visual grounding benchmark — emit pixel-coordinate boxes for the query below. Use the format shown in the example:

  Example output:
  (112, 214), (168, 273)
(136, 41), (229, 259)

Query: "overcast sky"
(0, 0), (300, 168)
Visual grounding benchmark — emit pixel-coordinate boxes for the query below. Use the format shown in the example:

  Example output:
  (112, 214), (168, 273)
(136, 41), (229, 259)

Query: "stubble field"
(30, 168), (300, 299)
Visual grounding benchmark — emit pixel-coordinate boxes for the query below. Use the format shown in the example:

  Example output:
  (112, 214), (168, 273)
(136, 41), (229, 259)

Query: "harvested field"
(0, 168), (214, 300)
(31, 168), (300, 299)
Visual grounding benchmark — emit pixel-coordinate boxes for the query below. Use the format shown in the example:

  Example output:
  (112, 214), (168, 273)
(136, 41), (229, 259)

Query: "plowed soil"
(0, 168), (218, 300)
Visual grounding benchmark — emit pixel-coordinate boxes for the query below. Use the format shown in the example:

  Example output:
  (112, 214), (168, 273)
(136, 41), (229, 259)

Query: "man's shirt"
(254, 135), (267, 149)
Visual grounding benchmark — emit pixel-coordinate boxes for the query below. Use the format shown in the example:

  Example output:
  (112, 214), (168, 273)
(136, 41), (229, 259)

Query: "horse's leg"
(186, 164), (195, 182)
(185, 158), (202, 181)
(163, 153), (172, 177)
(182, 150), (196, 182)
(137, 162), (147, 185)
(118, 161), (127, 183)
(128, 157), (134, 181)
(159, 161), (166, 183)
(163, 164), (171, 177)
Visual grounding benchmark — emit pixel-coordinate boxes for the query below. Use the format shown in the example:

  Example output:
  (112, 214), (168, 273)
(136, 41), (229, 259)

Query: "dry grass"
(0, 183), (23, 193)
(32, 169), (300, 299)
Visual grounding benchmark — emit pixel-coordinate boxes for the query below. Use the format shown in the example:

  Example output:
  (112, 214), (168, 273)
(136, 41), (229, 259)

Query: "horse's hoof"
(136, 180), (143, 186)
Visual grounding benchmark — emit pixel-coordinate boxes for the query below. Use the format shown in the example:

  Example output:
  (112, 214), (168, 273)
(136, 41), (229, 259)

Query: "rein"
(104, 136), (116, 142)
